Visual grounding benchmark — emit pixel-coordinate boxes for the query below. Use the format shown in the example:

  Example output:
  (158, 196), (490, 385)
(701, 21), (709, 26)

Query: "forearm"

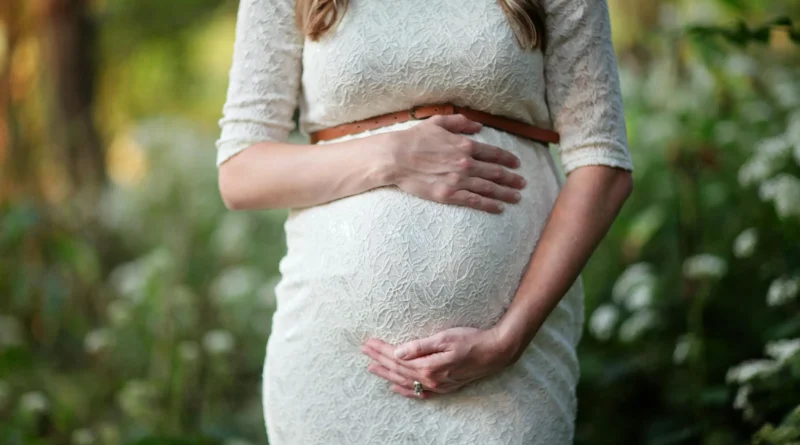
(217, 133), (395, 210)
(494, 165), (633, 361)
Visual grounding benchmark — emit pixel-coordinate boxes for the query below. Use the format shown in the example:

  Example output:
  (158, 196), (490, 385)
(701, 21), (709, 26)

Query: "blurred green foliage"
(1, 0), (799, 444)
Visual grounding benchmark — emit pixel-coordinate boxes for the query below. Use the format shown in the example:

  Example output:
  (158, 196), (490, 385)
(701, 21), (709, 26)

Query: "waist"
(308, 103), (560, 146)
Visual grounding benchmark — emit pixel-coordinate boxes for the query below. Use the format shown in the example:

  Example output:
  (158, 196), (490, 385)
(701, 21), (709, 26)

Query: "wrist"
(487, 326), (520, 367)
(491, 315), (536, 365)
(364, 131), (401, 188)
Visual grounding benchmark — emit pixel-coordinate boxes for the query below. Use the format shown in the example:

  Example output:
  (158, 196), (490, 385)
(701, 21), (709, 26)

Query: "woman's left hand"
(361, 327), (517, 399)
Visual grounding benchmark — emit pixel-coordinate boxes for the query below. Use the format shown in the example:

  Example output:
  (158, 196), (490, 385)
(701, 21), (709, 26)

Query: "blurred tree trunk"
(0, 0), (20, 199)
(1, 0), (105, 201)
(38, 0), (105, 193)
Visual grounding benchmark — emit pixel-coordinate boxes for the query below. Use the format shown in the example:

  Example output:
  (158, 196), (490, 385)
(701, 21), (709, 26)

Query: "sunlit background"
(1, 0), (799, 444)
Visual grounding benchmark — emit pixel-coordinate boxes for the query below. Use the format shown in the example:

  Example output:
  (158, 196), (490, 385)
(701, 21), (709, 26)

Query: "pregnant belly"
(271, 128), (562, 346)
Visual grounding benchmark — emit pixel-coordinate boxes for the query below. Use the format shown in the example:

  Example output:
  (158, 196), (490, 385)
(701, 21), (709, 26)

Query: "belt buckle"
(409, 105), (423, 120)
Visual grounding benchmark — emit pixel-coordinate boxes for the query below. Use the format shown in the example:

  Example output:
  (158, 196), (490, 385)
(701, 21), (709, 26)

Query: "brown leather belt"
(308, 103), (560, 145)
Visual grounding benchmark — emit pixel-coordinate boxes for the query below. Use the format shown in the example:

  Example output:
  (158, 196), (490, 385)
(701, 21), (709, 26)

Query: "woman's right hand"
(384, 114), (527, 214)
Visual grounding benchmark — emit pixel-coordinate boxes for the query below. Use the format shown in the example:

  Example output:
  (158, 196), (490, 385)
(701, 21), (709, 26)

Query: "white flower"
(766, 275), (800, 307)
(765, 338), (800, 363)
(732, 228), (758, 259)
(109, 261), (147, 303)
(71, 428), (96, 445)
(144, 247), (174, 273)
(178, 341), (200, 361)
(108, 248), (175, 303)
(0, 314), (23, 347)
(738, 136), (792, 187)
(683, 254), (727, 280)
(733, 384), (751, 414)
(84, 328), (114, 354)
(612, 263), (657, 311)
(589, 304), (619, 341)
(625, 284), (654, 311)
(612, 263), (655, 304)
(775, 81), (800, 109)
(738, 157), (773, 187)
(759, 174), (800, 219)
(732, 383), (759, 421)
(673, 334), (696, 365)
(202, 330), (235, 355)
(726, 359), (780, 383)
(725, 54), (757, 76)
(19, 391), (49, 413)
(758, 135), (791, 159)
(211, 266), (262, 305)
(619, 310), (658, 343)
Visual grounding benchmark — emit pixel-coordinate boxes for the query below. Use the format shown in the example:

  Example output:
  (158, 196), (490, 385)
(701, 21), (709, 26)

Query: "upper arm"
(215, 0), (304, 168)
(542, 0), (634, 175)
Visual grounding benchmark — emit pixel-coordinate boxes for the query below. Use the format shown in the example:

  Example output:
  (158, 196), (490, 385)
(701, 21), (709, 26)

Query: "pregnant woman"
(216, 0), (634, 443)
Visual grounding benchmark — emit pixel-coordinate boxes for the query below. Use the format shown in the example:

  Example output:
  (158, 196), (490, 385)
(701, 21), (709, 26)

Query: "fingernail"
(497, 203), (505, 211)
(394, 348), (407, 359)
(514, 191), (521, 200)
(520, 178), (526, 187)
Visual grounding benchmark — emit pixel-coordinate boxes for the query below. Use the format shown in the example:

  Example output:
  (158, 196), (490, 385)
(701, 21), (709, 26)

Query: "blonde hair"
(294, 0), (547, 51)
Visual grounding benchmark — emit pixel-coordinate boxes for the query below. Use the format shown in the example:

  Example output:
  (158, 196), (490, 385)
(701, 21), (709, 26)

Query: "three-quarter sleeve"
(215, 0), (304, 167)
(542, 0), (634, 174)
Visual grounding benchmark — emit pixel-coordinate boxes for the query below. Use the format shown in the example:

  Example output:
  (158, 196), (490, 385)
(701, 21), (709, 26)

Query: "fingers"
(362, 344), (427, 388)
(367, 362), (437, 399)
(394, 336), (442, 360)
(446, 190), (505, 214)
(458, 177), (522, 205)
(363, 338), (466, 398)
(363, 342), (448, 393)
(391, 383), (435, 399)
(367, 362), (416, 389)
(425, 116), (522, 170)
(467, 140), (521, 169)
(430, 160), (525, 213)
(426, 114), (483, 135)
(404, 350), (458, 373)
(367, 338), (450, 371)
(466, 160), (527, 190)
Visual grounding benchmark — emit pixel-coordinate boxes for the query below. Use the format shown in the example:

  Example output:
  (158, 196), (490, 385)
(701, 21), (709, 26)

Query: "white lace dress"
(216, 0), (633, 443)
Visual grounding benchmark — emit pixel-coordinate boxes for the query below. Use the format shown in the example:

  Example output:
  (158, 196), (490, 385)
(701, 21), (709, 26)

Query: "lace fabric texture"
(216, 0), (633, 443)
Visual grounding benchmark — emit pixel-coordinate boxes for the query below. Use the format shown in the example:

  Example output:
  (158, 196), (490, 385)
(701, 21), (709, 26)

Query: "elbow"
(217, 156), (283, 211)
(614, 169), (634, 203)
(217, 160), (256, 211)
(220, 192), (246, 212)
(218, 167), (246, 211)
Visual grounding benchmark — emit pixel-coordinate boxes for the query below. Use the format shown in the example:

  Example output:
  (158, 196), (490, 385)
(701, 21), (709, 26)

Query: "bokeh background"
(1, 0), (799, 444)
